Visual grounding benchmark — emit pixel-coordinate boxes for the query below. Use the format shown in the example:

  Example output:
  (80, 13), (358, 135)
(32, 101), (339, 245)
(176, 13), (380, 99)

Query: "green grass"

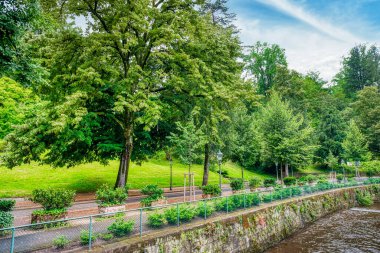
(0, 153), (270, 198)
(297, 165), (326, 174)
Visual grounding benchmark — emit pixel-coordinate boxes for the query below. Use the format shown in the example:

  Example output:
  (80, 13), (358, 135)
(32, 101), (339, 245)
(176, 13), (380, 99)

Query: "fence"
(0, 179), (379, 253)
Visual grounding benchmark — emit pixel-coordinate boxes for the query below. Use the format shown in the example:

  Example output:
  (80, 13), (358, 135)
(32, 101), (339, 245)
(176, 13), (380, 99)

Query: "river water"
(266, 203), (380, 253)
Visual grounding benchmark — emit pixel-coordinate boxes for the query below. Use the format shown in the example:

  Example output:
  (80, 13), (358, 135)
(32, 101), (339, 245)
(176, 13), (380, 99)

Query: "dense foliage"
(0, 0), (379, 189)
(30, 188), (75, 211)
(95, 184), (128, 207)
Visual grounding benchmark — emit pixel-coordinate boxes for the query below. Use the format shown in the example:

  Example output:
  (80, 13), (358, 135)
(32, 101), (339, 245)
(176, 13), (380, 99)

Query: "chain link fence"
(0, 180), (378, 253)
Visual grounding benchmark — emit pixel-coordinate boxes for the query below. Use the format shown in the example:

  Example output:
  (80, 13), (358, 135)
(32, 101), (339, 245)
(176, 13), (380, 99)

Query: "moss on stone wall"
(91, 185), (380, 253)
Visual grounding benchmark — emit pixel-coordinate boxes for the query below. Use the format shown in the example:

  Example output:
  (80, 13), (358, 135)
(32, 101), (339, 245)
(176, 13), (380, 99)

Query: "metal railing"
(0, 179), (379, 253)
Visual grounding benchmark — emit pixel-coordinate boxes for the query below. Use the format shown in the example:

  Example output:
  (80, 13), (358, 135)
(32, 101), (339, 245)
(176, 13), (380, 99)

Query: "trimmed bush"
(0, 200), (16, 212)
(230, 178), (244, 191)
(249, 178), (262, 190)
(245, 193), (261, 206)
(164, 204), (197, 225)
(201, 185), (221, 197)
(30, 188), (75, 211)
(140, 185), (164, 207)
(196, 201), (215, 217)
(336, 174), (344, 182)
(283, 177), (297, 186)
(0, 211), (13, 231)
(147, 212), (167, 228)
(263, 178), (276, 187)
(80, 230), (97, 245)
(53, 235), (70, 249)
(107, 218), (135, 237)
(96, 184), (128, 207)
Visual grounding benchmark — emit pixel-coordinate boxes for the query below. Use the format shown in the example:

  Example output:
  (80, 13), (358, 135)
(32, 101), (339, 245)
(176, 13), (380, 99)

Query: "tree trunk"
(202, 143), (210, 186)
(285, 163), (289, 177)
(115, 126), (133, 188)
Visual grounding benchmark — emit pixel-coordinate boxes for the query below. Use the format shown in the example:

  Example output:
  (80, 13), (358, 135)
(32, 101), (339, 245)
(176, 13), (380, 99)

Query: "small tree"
(168, 119), (205, 173)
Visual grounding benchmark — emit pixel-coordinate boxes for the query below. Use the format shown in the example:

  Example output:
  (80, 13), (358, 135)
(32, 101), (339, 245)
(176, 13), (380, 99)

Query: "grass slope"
(0, 154), (269, 198)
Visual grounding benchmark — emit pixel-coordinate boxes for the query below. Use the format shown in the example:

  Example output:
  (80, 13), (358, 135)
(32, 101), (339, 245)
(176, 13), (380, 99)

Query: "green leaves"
(342, 120), (370, 162)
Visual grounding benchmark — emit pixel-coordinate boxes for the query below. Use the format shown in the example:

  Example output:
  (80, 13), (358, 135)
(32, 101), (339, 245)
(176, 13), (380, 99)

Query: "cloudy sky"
(227, 0), (380, 81)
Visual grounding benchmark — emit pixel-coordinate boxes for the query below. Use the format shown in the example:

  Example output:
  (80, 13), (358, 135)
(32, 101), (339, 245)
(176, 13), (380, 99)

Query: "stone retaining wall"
(88, 185), (380, 253)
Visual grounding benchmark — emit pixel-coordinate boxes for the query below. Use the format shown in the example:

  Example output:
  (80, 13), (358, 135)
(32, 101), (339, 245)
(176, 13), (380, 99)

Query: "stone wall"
(90, 185), (380, 253)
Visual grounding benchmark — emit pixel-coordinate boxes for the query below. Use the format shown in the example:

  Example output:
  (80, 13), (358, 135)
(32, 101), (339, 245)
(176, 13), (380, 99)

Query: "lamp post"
(275, 161), (279, 182)
(169, 156), (173, 191)
(355, 160), (360, 178)
(217, 150), (223, 189)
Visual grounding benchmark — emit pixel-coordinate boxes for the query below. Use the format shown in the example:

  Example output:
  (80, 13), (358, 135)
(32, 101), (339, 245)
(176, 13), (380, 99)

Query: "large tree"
(244, 42), (287, 96)
(352, 86), (380, 156)
(258, 93), (316, 176)
(342, 120), (370, 162)
(1, 0), (243, 188)
(0, 0), (42, 85)
(338, 44), (380, 98)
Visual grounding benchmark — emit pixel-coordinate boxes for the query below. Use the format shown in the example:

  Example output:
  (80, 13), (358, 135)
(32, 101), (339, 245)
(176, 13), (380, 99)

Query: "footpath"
(11, 185), (234, 226)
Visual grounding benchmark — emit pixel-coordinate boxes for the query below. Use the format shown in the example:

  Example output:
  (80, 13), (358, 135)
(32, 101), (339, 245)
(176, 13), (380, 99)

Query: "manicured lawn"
(0, 154), (270, 198)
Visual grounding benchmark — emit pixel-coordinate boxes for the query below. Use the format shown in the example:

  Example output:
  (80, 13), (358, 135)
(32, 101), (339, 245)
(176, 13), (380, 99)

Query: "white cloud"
(235, 17), (353, 81)
(255, 0), (362, 43)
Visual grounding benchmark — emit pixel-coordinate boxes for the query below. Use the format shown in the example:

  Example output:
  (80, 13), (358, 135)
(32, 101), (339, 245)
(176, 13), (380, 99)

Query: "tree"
(244, 42), (287, 96)
(0, 0), (42, 85)
(338, 44), (380, 98)
(258, 93), (316, 176)
(1, 0), (242, 188)
(0, 77), (36, 138)
(201, 0), (236, 27)
(352, 86), (380, 156)
(168, 119), (205, 173)
(342, 120), (370, 162)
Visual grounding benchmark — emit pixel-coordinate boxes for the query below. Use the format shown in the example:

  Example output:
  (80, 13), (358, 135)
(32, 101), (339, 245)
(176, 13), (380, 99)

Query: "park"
(1, 0), (380, 252)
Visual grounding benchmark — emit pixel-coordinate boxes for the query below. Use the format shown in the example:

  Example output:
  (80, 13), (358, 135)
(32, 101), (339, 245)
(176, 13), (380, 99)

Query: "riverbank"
(85, 184), (380, 253)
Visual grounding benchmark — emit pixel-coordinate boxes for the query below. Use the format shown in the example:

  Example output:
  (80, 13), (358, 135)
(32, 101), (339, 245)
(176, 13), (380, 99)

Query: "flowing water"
(266, 202), (380, 253)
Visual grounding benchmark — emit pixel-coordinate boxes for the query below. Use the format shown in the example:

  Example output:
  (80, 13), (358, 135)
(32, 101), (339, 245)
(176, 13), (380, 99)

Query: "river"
(266, 203), (380, 253)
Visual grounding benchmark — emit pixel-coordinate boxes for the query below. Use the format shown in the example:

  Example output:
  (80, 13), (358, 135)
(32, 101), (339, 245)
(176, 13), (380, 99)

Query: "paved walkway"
(11, 185), (235, 226)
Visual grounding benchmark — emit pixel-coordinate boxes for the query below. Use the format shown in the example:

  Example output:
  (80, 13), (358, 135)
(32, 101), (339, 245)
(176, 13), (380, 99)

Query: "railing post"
(10, 227), (15, 253)
(203, 200), (207, 219)
(88, 216), (93, 250)
(176, 203), (180, 226)
(226, 196), (229, 213)
(140, 208), (143, 237)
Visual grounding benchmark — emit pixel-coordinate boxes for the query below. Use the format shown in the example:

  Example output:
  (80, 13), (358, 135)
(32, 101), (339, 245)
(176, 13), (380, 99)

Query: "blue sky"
(228, 0), (380, 81)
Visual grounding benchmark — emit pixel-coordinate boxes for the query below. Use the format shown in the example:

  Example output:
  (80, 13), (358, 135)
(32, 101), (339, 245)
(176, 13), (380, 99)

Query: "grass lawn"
(0, 153), (270, 198)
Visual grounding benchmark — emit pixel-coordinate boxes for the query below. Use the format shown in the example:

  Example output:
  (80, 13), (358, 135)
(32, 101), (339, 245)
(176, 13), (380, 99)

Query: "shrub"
(283, 177), (297, 186)
(356, 190), (374, 207)
(147, 212), (167, 228)
(366, 168), (376, 178)
(263, 178), (276, 187)
(140, 185), (164, 207)
(99, 233), (114, 241)
(221, 170), (229, 178)
(0, 200), (16, 212)
(53, 235), (70, 249)
(291, 187), (302, 196)
(96, 184), (128, 207)
(245, 193), (261, 206)
(230, 178), (244, 191)
(107, 218), (135, 237)
(0, 211), (13, 230)
(336, 174), (344, 182)
(249, 178), (262, 189)
(30, 188), (75, 211)
(201, 185), (221, 196)
(196, 201), (215, 217)
(164, 204), (197, 225)
(80, 230), (96, 245)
